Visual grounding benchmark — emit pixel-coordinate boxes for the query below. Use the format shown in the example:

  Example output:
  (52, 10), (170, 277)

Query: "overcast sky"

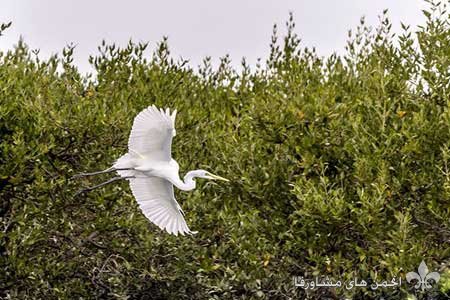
(0, 1), (426, 74)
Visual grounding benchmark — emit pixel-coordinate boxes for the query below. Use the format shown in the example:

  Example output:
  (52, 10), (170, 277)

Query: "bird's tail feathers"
(114, 153), (137, 178)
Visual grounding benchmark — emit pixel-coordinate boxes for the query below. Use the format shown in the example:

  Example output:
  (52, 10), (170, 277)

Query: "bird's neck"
(171, 171), (197, 191)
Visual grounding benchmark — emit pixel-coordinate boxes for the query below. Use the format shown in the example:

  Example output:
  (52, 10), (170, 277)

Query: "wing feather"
(128, 105), (176, 161)
(129, 176), (195, 236)
(123, 105), (195, 236)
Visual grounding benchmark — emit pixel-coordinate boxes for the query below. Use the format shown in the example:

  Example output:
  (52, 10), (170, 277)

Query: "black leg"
(71, 168), (133, 179)
(75, 176), (134, 196)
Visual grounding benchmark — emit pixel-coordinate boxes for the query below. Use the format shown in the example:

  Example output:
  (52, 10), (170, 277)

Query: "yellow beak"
(206, 172), (230, 182)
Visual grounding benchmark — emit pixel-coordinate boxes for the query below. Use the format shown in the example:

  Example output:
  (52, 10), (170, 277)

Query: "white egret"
(74, 105), (228, 236)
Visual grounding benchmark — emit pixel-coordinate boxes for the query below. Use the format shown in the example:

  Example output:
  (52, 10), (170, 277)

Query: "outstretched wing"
(129, 176), (195, 236)
(128, 105), (177, 161)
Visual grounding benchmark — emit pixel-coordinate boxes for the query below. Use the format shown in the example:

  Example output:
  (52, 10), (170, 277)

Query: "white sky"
(0, 1), (426, 74)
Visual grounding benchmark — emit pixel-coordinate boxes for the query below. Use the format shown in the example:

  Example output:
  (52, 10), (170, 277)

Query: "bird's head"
(190, 170), (229, 182)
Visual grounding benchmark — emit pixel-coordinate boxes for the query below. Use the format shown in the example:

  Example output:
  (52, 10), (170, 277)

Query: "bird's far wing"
(129, 176), (195, 236)
(128, 105), (177, 161)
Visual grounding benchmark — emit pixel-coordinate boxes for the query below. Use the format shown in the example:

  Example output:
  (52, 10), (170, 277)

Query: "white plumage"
(115, 106), (192, 235)
(129, 176), (192, 236)
(128, 106), (176, 161)
(75, 105), (228, 236)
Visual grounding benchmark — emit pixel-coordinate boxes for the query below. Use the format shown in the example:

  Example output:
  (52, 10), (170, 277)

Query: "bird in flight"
(73, 105), (228, 236)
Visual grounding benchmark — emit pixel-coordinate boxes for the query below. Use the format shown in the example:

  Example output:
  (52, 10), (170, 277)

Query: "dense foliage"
(1, 2), (450, 299)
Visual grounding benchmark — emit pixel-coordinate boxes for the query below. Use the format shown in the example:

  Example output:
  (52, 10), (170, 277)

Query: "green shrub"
(1, 2), (449, 299)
